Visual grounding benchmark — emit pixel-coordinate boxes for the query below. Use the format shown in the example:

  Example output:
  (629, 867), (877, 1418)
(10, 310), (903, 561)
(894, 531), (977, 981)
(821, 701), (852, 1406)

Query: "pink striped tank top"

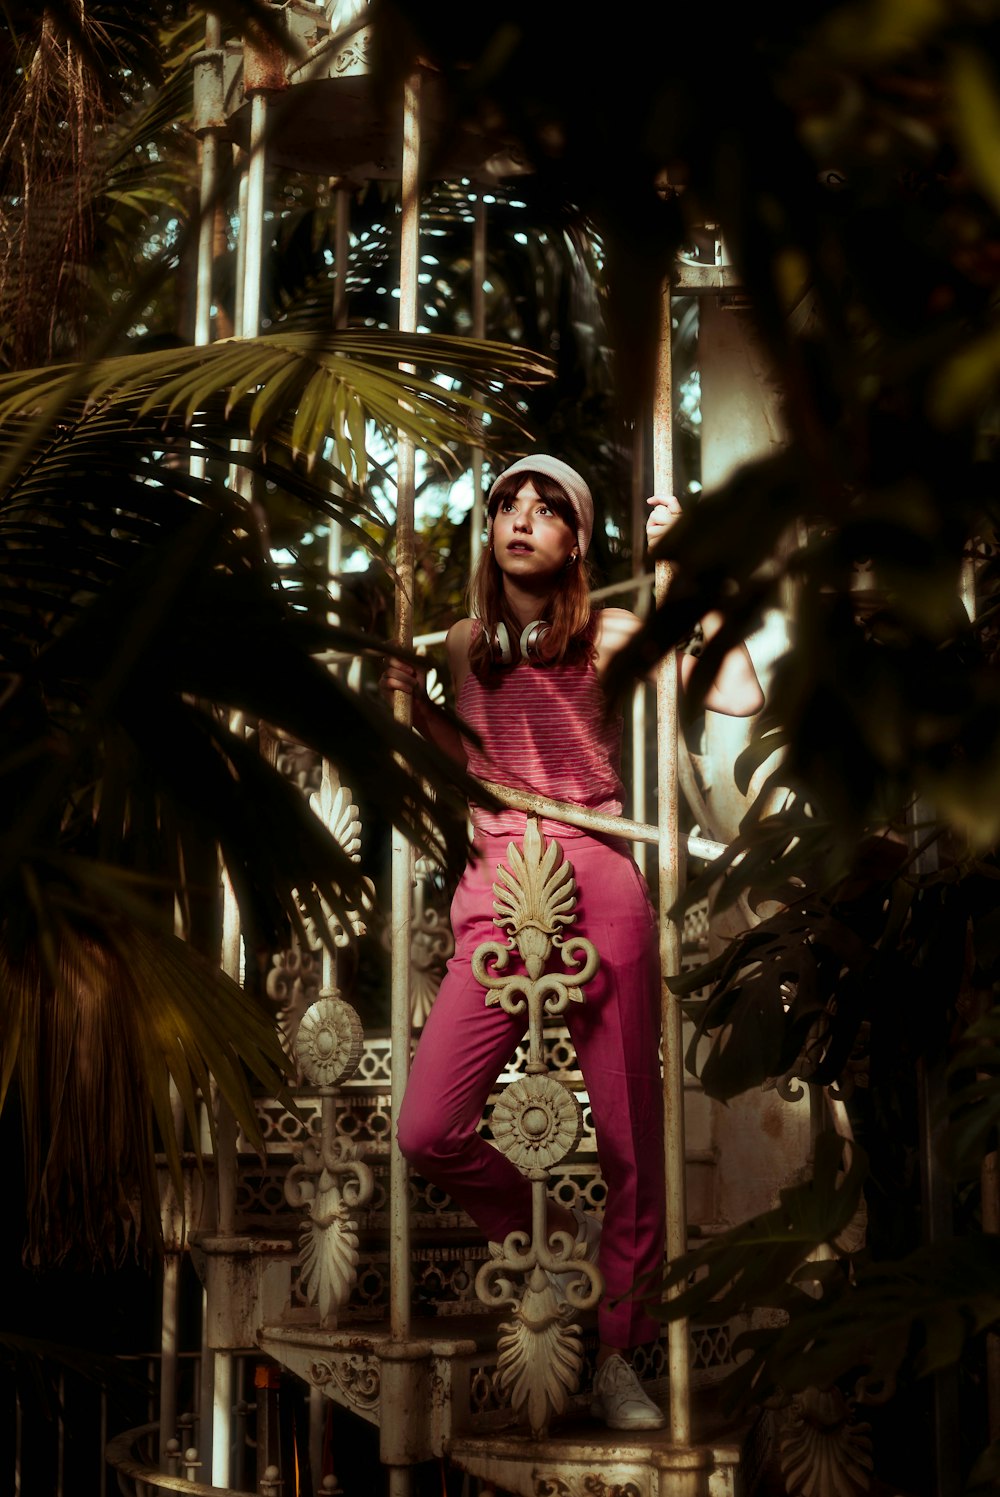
(457, 633), (624, 837)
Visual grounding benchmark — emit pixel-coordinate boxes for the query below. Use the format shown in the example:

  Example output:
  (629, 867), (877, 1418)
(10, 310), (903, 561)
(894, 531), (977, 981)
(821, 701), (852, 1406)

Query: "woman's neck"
(501, 577), (555, 628)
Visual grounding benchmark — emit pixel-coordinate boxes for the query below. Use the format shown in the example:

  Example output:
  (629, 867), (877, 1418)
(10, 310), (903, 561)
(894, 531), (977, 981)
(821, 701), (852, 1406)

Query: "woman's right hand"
(646, 492), (682, 547)
(379, 658), (426, 710)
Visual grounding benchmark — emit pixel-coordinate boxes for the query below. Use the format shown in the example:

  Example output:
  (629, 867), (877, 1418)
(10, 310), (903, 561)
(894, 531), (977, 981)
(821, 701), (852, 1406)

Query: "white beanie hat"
(487, 454), (595, 558)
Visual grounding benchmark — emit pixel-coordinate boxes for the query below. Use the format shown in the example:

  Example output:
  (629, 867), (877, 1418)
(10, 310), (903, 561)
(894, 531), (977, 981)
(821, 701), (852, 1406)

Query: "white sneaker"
(591, 1354), (665, 1430)
(546, 1207), (602, 1300)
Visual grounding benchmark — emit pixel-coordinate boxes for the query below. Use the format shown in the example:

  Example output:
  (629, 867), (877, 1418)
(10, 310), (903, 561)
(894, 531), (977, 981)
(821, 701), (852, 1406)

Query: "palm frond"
(0, 869), (294, 1264)
(0, 328), (551, 488)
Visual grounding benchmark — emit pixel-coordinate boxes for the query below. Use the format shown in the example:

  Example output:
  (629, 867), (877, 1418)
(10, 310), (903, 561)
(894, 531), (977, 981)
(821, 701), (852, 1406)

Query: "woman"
(382, 454), (763, 1430)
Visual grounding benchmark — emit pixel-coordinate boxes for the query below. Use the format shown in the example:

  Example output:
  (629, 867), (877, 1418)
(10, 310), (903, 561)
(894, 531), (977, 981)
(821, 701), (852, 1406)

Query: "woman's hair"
(467, 468), (595, 679)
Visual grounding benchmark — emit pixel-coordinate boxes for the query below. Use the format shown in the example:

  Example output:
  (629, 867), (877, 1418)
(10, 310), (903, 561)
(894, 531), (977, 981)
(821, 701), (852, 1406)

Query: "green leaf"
(645, 1133), (867, 1325)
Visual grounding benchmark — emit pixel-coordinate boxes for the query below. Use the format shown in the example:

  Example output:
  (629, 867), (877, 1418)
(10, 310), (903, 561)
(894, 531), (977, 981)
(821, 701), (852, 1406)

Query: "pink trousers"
(397, 826), (666, 1348)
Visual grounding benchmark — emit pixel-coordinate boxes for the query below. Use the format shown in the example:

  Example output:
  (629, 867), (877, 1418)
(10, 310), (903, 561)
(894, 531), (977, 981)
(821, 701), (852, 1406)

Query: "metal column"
(193, 17), (222, 352)
(630, 426), (649, 875)
(386, 68), (422, 1497)
(469, 196), (487, 572)
(327, 183), (351, 601)
(653, 278), (693, 1450)
(211, 870), (242, 1489)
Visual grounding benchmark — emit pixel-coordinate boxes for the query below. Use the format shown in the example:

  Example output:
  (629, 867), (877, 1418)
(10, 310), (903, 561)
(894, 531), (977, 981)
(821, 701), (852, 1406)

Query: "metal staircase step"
(258, 1320), (769, 1496)
(447, 1391), (768, 1497)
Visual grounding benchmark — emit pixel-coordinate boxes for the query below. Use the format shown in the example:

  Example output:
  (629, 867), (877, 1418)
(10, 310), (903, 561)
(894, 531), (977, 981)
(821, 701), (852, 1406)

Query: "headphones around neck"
(491, 619), (550, 666)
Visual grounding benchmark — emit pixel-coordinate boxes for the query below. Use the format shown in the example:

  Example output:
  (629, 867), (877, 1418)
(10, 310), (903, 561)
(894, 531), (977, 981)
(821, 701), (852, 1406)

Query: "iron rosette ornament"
(490, 1074), (583, 1173)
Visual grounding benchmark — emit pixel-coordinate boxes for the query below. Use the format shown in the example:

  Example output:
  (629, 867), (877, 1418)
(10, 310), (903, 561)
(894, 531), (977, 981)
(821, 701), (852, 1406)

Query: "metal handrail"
(474, 777), (727, 861)
(105, 1424), (252, 1496)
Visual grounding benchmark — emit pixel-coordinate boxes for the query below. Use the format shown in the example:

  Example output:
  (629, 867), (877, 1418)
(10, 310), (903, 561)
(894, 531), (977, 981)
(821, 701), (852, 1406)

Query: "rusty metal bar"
(475, 778), (724, 860)
(334, 183), (351, 332)
(959, 555), (1000, 1440)
(190, 14), (222, 481)
(193, 148), (218, 348)
(385, 70), (422, 1497)
(389, 67), (421, 1341)
(631, 426), (649, 875)
(470, 196), (487, 572)
(106, 1423), (251, 1496)
(233, 162), (249, 345)
(239, 93), (269, 341)
(210, 867), (242, 1488)
(653, 278), (693, 1449)
(158, 1256), (180, 1467)
(197, 1288), (214, 1479)
(327, 184), (351, 614)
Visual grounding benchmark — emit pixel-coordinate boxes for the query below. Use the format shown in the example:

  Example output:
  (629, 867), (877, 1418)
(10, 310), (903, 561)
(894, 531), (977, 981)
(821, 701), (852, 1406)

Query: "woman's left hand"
(646, 493), (682, 547)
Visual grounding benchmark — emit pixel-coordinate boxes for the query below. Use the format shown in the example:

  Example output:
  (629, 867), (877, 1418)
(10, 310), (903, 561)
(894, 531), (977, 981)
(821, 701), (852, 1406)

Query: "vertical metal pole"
(198, 1287), (214, 1479)
(327, 524), (343, 620)
(234, 1355), (248, 1491)
(158, 1257), (180, 1465)
(469, 196), (487, 572)
(959, 551), (1000, 1448)
(334, 183), (351, 333)
(233, 160), (249, 345)
(327, 184), (351, 612)
(631, 426), (648, 875)
(653, 278), (692, 1448)
(189, 20), (218, 479)
(386, 69), (421, 1497)
(309, 1385), (325, 1494)
(970, 546), (1000, 1440)
(190, 143), (217, 477)
(193, 16), (221, 347)
(255, 1364), (283, 1486)
(240, 92), (269, 342)
(212, 866), (241, 1489)
(190, 18), (221, 486)
(212, 1354), (234, 1490)
(159, 1080), (186, 1467)
(193, 135), (218, 350)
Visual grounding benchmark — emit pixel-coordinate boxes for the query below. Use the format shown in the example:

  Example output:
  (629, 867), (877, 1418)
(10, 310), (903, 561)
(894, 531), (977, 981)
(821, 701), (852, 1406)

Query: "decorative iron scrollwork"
(287, 993), (374, 1325)
(309, 1353), (381, 1413)
(472, 816), (603, 1437)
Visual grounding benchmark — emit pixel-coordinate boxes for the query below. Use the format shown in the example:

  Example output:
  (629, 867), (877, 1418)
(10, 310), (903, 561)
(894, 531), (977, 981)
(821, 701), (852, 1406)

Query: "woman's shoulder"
(446, 617), (477, 696)
(446, 617), (476, 646)
(593, 607), (643, 649)
(592, 607), (643, 678)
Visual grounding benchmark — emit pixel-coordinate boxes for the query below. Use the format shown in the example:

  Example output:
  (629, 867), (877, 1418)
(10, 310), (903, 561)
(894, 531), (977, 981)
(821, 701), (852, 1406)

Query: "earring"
(567, 551), (579, 566)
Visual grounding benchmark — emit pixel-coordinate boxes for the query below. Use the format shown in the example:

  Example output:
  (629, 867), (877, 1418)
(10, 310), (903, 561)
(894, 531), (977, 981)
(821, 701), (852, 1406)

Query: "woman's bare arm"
(594, 497), (764, 717)
(378, 620), (473, 764)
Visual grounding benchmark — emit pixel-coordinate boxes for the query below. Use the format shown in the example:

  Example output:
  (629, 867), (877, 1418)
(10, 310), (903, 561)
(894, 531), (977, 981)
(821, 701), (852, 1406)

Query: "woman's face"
(491, 479), (577, 584)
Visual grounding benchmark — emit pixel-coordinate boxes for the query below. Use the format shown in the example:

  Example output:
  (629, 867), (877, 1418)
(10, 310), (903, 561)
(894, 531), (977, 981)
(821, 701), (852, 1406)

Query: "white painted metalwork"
(106, 1422), (252, 1495)
(631, 429), (651, 876)
(306, 765), (375, 956)
(476, 777), (726, 861)
(239, 93), (269, 343)
(472, 817), (602, 1436)
(190, 15), (223, 485)
(470, 196), (487, 571)
(213, 862), (242, 1489)
(409, 855), (455, 1029)
(384, 66), (424, 1497)
(653, 277), (693, 1450)
(778, 1387), (874, 1496)
(287, 995), (374, 1324)
(149, 12), (794, 1495)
